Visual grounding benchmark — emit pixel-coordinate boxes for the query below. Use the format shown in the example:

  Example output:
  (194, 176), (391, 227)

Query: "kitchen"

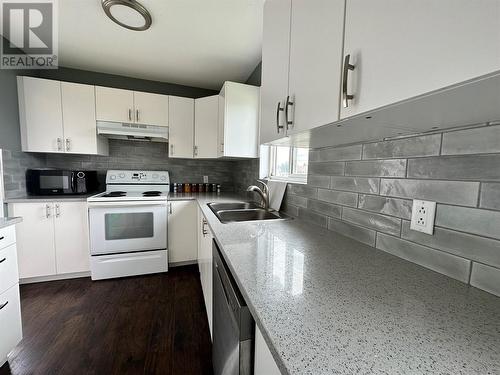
(1, 0), (499, 374)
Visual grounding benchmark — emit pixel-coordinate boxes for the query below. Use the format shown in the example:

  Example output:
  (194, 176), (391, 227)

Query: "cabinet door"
(9, 203), (56, 279)
(61, 82), (100, 155)
(194, 95), (219, 159)
(287, 0), (345, 134)
(197, 207), (204, 274)
(217, 93), (225, 157)
(17, 76), (64, 153)
(0, 285), (22, 363)
(222, 82), (260, 158)
(95, 86), (134, 123)
(54, 202), (90, 274)
(341, 0), (500, 118)
(203, 231), (213, 339)
(168, 96), (195, 158)
(168, 201), (197, 263)
(134, 91), (169, 126)
(254, 325), (281, 375)
(260, 0), (291, 144)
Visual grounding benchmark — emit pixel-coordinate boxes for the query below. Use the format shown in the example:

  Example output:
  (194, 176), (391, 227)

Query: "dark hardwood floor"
(0, 266), (213, 375)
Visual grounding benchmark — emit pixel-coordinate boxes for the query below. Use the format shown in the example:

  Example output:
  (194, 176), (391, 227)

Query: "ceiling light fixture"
(102, 0), (152, 31)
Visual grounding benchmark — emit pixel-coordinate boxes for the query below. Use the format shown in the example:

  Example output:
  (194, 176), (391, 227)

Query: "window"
(268, 146), (309, 182)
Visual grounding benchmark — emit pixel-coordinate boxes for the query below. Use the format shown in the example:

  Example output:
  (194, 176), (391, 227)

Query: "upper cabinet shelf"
(260, 0), (500, 148)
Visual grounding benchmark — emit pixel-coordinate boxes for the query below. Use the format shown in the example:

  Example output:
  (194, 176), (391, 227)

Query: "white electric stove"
(87, 170), (170, 280)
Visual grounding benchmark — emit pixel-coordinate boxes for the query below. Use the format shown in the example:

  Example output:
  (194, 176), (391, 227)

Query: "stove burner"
(143, 191), (162, 197)
(103, 191), (127, 197)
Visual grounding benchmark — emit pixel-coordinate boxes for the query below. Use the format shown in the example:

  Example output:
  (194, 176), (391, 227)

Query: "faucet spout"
(247, 180), (270, 210)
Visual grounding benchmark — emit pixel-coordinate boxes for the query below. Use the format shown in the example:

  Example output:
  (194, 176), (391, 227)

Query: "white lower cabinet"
(0, 225), (23, 366)
(197, 207), (213, 339)
(254, 325), (281, 375)
(8, 201), (90, 280)
(168, 200), (198, 264)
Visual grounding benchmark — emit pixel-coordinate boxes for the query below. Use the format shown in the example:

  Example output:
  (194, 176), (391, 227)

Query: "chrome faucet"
(247, 180), (270, 210)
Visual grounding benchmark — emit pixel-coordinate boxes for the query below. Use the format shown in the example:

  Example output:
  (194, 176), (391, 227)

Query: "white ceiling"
(59, 0), (264, 90)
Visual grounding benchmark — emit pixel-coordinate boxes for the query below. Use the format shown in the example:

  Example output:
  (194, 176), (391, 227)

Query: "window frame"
(267, 146), (308, 184)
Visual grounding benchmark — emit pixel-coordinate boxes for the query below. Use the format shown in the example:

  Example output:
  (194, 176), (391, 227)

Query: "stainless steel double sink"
(208, 202), (289, 223)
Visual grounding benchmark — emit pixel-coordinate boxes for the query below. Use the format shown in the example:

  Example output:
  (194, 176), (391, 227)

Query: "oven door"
(88, 201), (168, 255)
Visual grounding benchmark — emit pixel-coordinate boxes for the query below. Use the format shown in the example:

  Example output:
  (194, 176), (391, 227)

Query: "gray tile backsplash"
(3, 139), (258, 199)
(284, 123), (500, 297)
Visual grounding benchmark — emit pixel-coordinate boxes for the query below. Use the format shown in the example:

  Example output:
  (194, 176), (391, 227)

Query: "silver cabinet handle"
(170, 144), (174, 156)
(194, 145), (198, 157)
(56, 138), (63, 151)
(285, 96), (294, 130)
(202, 218), (208, 236)
(0, 301), (8, 310)
(45, 204), (51, 219)
(55, 204), (60, 218)
(342, 54), (355, 108)
(136, 109), (140, 122)
(128, 109), (132, 121)
(0, 258), (6, 264)
(169, 203), (173, 214)
(220, 143), (224, 153)
(276, 101), (284, 134)
(65, 138), (71, 152)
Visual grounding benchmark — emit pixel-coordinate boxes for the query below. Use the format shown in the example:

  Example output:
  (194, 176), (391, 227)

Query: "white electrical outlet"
(410, 199), (436, 235)
(203, 176), (209, 183)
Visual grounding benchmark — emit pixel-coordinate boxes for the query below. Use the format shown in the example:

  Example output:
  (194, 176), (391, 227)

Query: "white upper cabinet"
(287, 0), (345, 135)
(133, 91), (169, 126)
(218, 81), (259, 158)
(341, 0), (500, 118)
(194, 95), (219, 158)
(18, 77), (107, 155)
(95, 86), (134, 123)
(169, 96), (195, 158)
(61, 82), (108, 155)
(17, 76), (64, 153)
(260, 0), (291, 144)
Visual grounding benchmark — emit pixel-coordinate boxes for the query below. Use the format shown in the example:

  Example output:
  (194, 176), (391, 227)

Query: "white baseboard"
(169, 260), (198, 267)
(20, 271), (91, 284)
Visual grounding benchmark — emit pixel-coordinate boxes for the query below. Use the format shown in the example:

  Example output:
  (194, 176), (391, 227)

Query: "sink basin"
(208, 202), (261, 212)
(207, 202), (290, 223)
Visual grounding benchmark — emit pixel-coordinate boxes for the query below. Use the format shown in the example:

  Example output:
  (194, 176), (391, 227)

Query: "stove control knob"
(110, 175), (116, 180)
(160, 175), (167, 181)
(152, 173), (159, 179)
(119, 173), (125, 179)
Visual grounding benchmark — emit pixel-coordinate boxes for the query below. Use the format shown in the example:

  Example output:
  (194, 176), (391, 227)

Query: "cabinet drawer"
(0, 284), (22, 363)
(0, 225), (16, 250)
(0, 245), (19, 295)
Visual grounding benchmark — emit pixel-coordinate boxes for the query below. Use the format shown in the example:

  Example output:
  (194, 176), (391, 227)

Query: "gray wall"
(282, 123), (500, 297)
(245, 62), (262, 87)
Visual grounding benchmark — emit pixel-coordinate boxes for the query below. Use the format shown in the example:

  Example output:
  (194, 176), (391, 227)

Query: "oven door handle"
(87, 201), (168, 209)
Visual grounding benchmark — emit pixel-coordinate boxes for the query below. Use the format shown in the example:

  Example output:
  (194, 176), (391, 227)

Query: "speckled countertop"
(188, 194), (500, 375)
(5, 193), (100, 203)
(0, 217), (23, 229)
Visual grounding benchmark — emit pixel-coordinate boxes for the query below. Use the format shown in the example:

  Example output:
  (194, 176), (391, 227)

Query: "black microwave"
(26, 169), (99, 196)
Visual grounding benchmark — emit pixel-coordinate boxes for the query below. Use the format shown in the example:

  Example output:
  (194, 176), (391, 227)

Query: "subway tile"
(308, 150), (320, 162)
(407, 154), (500, 181)
(307, 199), (342, 219)
(317, 189), (358, 207)
(470, 263), (500, 297)
(401, 221), (500, 268)
(328, 218), (376, 246)
(363, 134), (441, 160)
(379, 179), (479, 206)
(281, 203), (299, 217)
(307, 175), (330, 188)
(330, 176), (379, 194)
(286, 194), (308, 208)
(297, 207), (328, 228)
(315, 145), (362, 162)
(342, 208), (401, 236)
(480, 183), (500, 211)
(345, 159), (406, 177)
(442, 125), (500, 155)
(358, 194), (412, 220)
(435, 205), (500, 240)
(308, 162), (345, 176)
(376, 233), (471, 283)
(288, 184), (318, 199)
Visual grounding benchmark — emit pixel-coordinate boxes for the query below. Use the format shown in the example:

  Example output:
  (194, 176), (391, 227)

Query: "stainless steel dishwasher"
(212, 240), (254, 375)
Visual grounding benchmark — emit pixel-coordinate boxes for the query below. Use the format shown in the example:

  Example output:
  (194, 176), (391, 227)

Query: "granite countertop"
(0, 217), (23, 229)
(192, 194), (500, 375)
(5, 193), (101, 203)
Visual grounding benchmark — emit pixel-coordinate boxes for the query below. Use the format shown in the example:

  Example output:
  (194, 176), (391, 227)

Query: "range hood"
(97, 121), (168, 142)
